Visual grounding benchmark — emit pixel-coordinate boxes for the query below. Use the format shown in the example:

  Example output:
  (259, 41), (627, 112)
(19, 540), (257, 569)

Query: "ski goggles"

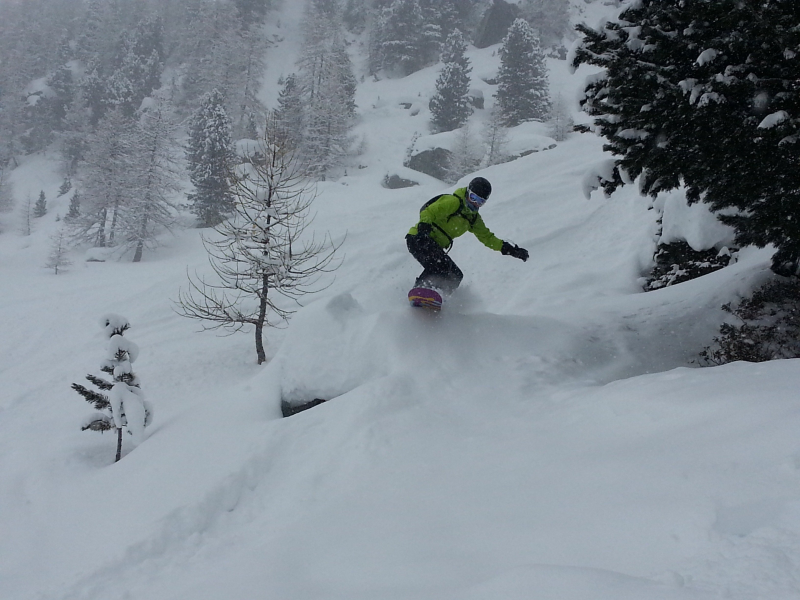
(467, 190), (487, 209)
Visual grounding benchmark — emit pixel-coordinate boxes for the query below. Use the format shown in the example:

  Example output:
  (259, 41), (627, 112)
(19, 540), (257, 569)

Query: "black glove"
(501, 241), (529, 262)
(417, 222), (433, 237)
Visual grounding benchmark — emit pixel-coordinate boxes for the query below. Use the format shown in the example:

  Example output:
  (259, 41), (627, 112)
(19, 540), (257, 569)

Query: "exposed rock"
(468, 88), (484, 110)
(474, 0), (520, 49)
(405, 148), (453, 181)
(382, 174), (420, 189)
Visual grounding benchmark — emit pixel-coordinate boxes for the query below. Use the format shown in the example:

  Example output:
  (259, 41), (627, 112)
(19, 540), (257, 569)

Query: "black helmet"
(468, 177), (491, 200)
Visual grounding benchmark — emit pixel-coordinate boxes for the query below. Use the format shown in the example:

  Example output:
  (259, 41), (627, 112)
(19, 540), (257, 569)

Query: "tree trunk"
(133, 212), (148, 263)
(115, 427), (123, 462)
(108, 198), (120, 246)
(255, 274), (269, 364)
(96, 208), (108, 247)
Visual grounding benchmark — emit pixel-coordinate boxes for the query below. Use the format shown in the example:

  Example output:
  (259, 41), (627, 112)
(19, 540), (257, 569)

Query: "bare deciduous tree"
(45, 229), (72, 274)
(176, 114), (343, 364)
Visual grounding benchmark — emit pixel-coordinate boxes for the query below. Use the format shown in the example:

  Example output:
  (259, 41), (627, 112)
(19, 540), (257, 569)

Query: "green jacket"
(408, 187), (504, 252)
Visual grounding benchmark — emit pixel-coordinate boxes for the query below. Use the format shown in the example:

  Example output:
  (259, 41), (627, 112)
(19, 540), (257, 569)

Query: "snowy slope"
(2, 2), (800, 600)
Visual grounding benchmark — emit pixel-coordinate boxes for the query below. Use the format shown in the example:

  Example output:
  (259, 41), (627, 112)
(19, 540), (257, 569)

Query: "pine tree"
(274, 74), (305, 150)
(64, 191), (81, 223)
(81, 65), (110, 126)
(495, 18), (550, 126)
(33, 191), (47, 218)
(176, 114), (342, 364)
(371, 0), (439, 76)
(45, 64), (76, 129)
(58, 177), (72, 197)
(429, 29), (473, 133)
(73, 314), (152, 462)
(572, 0), (800, 274)
(234, 0), (271, 27)
(104, 16), (166, 118)
(343, 0), (368, 33)
(61, 89), (92, 175)
(186, 89), (235, 227)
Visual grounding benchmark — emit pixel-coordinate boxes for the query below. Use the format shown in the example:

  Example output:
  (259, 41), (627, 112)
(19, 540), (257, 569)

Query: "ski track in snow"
(3, 2), (800, 600)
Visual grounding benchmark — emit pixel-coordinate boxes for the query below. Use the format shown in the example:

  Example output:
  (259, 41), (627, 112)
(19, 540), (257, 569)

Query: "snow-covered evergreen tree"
(495, 18), (550, 126)
(429, 29), (473, 133)
(186, 89), (235, 227)
(572, 0), (800, 274)
(33, 191), (47, 218)
(371, 0), (440, 76)
(73, 314), (153, 462)
(177, 114), (342, 364)
(45, 229), (72, 274)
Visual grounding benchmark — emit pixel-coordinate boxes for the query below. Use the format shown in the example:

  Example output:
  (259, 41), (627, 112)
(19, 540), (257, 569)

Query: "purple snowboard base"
(408, 287), (443, 310)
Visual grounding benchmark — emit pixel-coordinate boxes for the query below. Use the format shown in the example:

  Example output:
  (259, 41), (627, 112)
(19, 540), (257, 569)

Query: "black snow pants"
(406, 232), (463, 294)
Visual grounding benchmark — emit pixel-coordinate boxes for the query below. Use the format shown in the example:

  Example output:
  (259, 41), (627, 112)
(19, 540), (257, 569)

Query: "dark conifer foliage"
(33, 191), (47, 218)
(65, 191), (81, 223)
(495, 18), (550, 126)
(234, 0), (272, 26)
(429, 30), (473, 133)
(572, 0), (800, 274)
(58, 177), (73, 197)
(274, 74), (305, 150)
(370, 0), (440, 76)
(186, 89), (235, 227)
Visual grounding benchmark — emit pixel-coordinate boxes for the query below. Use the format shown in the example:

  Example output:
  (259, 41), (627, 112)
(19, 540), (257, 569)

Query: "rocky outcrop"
(474, 0), (520, 49)
(405, 148), (453, 181)
(382, 174), (420, 189)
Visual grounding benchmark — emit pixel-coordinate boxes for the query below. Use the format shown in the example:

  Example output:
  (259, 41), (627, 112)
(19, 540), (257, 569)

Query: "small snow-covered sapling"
(72, 314), (153, 462)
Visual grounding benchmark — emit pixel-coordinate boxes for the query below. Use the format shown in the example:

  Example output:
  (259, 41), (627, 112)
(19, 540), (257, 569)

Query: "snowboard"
(408, 286), (443, 311)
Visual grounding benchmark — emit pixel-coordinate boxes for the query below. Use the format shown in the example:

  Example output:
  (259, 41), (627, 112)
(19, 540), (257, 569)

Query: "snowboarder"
(406, 177), (529, 295)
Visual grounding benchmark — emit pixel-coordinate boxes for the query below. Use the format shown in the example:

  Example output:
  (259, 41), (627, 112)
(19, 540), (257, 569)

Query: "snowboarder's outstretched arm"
(470, 213), (504, 251)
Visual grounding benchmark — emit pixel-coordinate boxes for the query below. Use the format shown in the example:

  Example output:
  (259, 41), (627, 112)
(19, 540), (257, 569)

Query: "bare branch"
(174, 112), (343, 363)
